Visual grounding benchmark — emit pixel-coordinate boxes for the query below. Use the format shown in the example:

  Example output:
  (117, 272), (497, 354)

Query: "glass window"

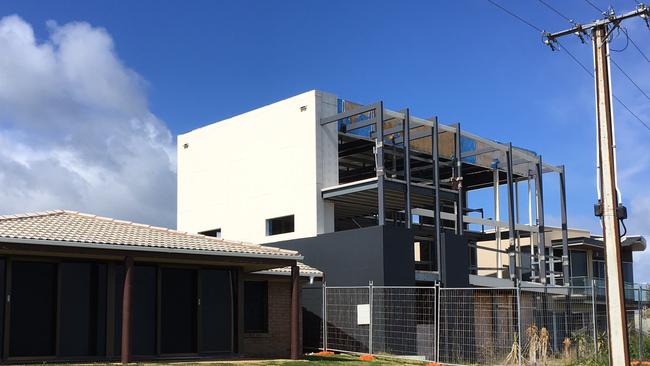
(199, 269), (233, 353)
(161, 268), (197, 354)
(266, 215), (294, 236)
(244, 281), (268, 333)
(10, 261), (57, 357)
(58, 262), (107, 357)
(132, 265), (157, 356)
(623, 261), (634, 284)
(570, 251), (588, 278)
(592, 260), (605, 279)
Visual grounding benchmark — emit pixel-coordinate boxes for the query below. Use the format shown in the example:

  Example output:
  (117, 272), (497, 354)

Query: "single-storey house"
(0, 210), (321, 363)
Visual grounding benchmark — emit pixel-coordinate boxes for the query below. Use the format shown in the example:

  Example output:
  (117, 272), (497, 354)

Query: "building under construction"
(177, 90), (644, 288)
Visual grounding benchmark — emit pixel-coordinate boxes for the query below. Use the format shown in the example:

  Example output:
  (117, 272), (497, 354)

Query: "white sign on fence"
(357, 303), (370, 325)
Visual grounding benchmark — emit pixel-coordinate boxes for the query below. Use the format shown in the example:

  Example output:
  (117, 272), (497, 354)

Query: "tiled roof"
(0, 210), (301, 260)
(254, 262), (323, 277)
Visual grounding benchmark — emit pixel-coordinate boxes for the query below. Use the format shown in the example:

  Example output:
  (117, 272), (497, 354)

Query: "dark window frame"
(0, 255), (237, 361)
(198, 229), (221, 238)
(570, 250), (588, 278)
(243, 281), (268, 334)
(265, 215), (294, 236)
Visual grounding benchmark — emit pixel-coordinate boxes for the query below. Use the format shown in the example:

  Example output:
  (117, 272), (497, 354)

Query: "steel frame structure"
(320, 101), (570, 286)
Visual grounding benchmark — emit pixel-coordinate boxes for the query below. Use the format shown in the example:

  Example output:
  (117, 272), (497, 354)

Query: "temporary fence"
(321, 281), (650, 365)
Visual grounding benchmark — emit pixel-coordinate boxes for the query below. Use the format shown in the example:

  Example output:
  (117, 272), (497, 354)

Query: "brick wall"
(241, 278), (302, 358)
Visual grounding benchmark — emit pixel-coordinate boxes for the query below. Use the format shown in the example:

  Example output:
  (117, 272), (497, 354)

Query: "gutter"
(0, 236), (304, 261)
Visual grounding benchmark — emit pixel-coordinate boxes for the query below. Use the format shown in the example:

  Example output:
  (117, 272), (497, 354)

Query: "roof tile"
(0, 210), (300, 259)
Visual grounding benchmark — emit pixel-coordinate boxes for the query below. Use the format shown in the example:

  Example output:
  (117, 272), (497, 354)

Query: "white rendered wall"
(177, 90), (338, 244)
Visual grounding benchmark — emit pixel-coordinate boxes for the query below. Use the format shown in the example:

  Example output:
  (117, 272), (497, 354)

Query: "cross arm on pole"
(545, 3), (649, 43)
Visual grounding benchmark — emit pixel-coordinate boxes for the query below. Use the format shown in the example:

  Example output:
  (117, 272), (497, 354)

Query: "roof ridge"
(0, 210), (69, 221)
(0, 210), (301, 257)
(58, 211), (299, 255)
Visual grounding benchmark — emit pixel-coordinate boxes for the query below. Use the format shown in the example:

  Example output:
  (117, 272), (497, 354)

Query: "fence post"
(639, 285), (643, 361)
(322, 281), (327, 351)
(435, 282), (440, 363)
(369, 281), (373, 355)
(516, 281), (522, 366)
(591, 279), (598, 356)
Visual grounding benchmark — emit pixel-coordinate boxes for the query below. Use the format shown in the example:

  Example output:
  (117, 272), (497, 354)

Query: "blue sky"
(0, 1), (649, 279)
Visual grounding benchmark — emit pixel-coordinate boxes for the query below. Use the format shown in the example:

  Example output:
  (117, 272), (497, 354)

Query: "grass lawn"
(51, 354), (427, 366)
(196, 354), (429, 365)
(52, 354), (431, 365)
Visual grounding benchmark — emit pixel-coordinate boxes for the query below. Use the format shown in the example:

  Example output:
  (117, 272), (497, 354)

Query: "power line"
(486, 0), (543, 32)
(620, 27), (650, 63)
(557, 40), (650, 130)
(610, 58), (650, 102)
(536, 0), (573, 23)
(582, 1), (650, 62)
(555, 39), (594, 76)
(612, 95), (650, 130)
(486, 0), (650, 132)
(584, 0), (604, 14)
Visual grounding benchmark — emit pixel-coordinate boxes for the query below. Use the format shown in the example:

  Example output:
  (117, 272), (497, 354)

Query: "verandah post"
(121, 256), (134, 364)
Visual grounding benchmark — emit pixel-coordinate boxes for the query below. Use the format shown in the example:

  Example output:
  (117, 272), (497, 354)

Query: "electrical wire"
(560, 37), (650, 130)
(620, 27), (650, 63)
(610, 58), (650, 102)
(612, 95), (650, 130)
(620, 218), (627, 237)
(610, 27), (630, 52)
(486, 0), (650, 132)
(584, 0), (649, 63)
(536, 0), (573, 23)
(555, 39), (594, 76)
(486, 0), (544, 32)
(584, 0), (605, 14)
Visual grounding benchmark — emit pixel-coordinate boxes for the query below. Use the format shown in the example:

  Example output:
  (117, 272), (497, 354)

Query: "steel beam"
(393, 128), (432, 144)
(347, 117), (380, 132)
(320, 102), (381, 125)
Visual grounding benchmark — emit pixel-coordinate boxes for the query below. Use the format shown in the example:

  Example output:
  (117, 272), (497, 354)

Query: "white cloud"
(0, 15), (176, 227)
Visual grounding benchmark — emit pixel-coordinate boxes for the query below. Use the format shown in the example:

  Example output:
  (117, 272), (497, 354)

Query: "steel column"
(528, 174), (536, 280)
(559, 166), (570, 285)
(534, 157), (547, 284)
(506, 144), (517, 281)
(494, 161), (502, 278)
(432, 118), (442, 276)
(120, 256), (134, 364)
(376, 102), (385, 226)
(290, 264), (300, 359)
(454, 123), (464, 235)
(403, 109), (412, 229)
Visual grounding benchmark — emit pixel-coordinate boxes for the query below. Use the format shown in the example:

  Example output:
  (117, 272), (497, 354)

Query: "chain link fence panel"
(320, 282), (649, 365)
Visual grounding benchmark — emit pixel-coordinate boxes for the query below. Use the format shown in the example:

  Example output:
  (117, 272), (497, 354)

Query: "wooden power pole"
(592, 24), (629, 366)
(546, 4), (650, 365)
